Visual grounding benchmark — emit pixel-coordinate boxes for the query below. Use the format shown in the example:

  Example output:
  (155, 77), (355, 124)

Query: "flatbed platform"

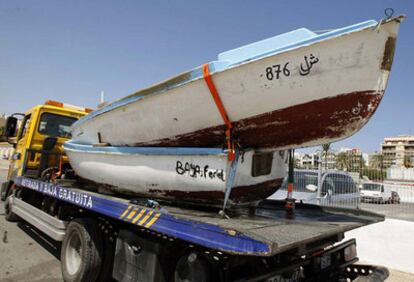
(14, 176), (383, 257)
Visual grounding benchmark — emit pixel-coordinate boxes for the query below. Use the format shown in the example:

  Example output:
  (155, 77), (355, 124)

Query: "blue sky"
(0, 0), (412, 153)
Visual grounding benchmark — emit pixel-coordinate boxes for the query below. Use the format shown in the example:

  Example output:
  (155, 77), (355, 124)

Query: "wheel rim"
(65, 231), (83, 275)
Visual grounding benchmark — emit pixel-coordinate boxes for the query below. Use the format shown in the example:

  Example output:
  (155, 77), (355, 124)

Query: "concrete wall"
(387, 166), (414, 181)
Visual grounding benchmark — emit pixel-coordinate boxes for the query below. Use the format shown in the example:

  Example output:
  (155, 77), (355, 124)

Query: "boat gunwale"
(63, 140), (228, 156)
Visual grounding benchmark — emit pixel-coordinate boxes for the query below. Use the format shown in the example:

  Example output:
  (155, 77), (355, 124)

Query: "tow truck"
(1, 101), (389, 282)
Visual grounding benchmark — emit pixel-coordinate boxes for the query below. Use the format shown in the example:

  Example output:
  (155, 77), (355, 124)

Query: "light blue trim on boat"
(218, 28), (317, 64)
(73, 19), (378, 128)
(64, 140), (226, 156)
(219, 20), (377, 65)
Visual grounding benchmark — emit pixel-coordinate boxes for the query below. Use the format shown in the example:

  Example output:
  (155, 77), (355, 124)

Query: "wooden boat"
(63, 141), (287, 206)
(71, 16), (404, 150)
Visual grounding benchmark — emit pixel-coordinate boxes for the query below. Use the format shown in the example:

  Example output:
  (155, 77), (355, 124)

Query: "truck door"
(8, 113), (32, 178)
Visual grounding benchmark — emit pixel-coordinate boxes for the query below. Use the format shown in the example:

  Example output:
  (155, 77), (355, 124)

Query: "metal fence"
(269, 168), (360, 209)
(269, 150), (414, 222)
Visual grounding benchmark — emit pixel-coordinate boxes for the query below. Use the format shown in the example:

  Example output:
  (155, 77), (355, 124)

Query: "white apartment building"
(381, 135), (414, 167)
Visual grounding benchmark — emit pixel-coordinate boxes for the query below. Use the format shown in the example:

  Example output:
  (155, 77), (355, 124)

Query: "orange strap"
(287, 183), (294, 193)
(51, 154), (63, 181)
(202, 63), (235, 161)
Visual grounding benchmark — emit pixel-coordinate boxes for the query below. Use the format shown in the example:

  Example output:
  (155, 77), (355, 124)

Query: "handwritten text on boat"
(263, 54), (319, 80)
(176, 161), (225, 182)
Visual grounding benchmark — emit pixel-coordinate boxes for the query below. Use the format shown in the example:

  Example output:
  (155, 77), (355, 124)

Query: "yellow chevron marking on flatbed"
(138, 210), (154, 226)
(132, 209), (147, 224)
(126, 208), (138, 220)
(119, 206), (132, 219)
(144, 212), (161, 228)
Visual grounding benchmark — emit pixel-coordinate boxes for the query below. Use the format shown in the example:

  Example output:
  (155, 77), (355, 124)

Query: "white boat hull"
(71, 17), (403, 150)
(64, 142), (288, 206)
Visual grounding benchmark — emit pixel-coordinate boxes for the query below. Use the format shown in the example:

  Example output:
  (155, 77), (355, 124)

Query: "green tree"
(336, 152), (350, 171)
(361, 168), (386, 181)
(321, 143), (331, 169)
(369, 153), (383, 169)
(336, 150), (365, 174)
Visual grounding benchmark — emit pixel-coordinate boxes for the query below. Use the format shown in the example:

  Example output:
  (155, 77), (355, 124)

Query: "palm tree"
(336, 152), (350, 171)
(369, 153), (382, 169)
(322, 143), (331, 169)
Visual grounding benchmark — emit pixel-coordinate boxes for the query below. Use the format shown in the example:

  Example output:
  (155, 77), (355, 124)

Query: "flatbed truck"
(1, 101), (389, 281)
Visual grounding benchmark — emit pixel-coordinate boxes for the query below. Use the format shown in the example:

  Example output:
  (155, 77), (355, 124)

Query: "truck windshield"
(38, 113), (77, 138)
(362, 184), (381, 191)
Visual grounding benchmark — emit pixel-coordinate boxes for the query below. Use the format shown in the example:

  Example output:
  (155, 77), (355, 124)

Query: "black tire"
(61, 218), (103, 282)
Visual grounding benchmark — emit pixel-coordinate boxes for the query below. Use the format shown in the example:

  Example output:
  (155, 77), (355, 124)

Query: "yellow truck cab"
(1, 100), (91, 201)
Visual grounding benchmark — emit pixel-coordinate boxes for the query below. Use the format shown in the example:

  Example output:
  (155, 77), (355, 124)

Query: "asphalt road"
(0, 160), (412, 281)
(0, 168), (63, 282)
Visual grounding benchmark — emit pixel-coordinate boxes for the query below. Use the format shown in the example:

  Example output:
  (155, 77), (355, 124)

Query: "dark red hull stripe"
(139, 90), (382, 149)
(80, 178), (284, 205)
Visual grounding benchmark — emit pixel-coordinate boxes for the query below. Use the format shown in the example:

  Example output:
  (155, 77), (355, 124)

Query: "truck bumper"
(361, 196), (382, 203)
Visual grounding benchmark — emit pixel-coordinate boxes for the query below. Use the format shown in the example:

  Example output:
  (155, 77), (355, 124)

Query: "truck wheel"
(174, 252), (212, 282)
(61, 218), (103, 282)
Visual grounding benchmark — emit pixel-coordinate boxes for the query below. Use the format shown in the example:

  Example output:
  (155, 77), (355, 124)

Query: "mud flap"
(1, 181), (11, 201)
(113, 229), (166, 282)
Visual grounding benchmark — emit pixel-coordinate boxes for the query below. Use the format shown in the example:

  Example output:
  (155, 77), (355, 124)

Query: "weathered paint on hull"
(71, 17), (402, 151)
(81, 177), (284, 206)
(64, 143), (288, 206)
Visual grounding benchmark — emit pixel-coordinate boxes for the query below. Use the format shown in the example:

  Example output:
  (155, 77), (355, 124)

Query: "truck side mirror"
(5, 117), (18, 138)
(305, 184), (318, 192)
